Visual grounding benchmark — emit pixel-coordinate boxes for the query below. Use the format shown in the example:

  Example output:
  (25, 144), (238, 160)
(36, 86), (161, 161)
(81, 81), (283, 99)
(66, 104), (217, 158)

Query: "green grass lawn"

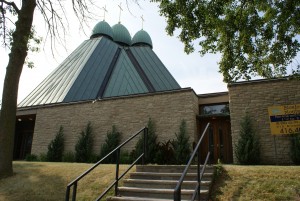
(211, 165), (300, 201)
(0, 162), (299, 201)
(0, 161), (131, 201)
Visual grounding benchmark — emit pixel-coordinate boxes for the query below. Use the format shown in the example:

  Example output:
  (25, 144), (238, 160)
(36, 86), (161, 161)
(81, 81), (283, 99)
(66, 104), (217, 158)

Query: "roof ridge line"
(97, 47), (122, 98)
(125, 48), (155, 92)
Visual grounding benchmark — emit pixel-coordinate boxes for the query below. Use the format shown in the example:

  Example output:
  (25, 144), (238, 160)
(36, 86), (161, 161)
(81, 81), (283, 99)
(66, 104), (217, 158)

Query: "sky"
(0, 1), (227, 103)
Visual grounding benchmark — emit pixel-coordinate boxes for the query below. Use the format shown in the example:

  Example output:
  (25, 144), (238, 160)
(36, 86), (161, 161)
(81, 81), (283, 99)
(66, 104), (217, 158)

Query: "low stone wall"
(31, 89), (199, 156)
(229, 78), (300, 164)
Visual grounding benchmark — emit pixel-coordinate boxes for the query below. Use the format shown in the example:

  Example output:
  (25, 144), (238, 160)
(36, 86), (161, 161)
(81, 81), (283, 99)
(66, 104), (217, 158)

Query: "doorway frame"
(197, 114), (233, 164)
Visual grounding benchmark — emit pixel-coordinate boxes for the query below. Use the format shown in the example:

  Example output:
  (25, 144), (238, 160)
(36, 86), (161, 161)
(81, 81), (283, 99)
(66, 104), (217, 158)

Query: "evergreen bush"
(47, 126), (64, 162)
(99, 125), (122, 163)
(119, 151), (133, 164)
(25, 154), (38, 161)
(134, 118), (158, 164)
(290, 133), (300, 165)
(62, 151), (75, 162)
(39, 153), (47, 162)
(75, 122), (94, 163)
(172, 119), (191, 165)
(235, 112), (260, 165)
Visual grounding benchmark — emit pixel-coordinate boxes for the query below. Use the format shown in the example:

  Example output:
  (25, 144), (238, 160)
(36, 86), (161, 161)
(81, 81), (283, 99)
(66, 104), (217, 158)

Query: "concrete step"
(136, 165), (214, 174)
(129, 172), (214, 181)
(107, 165), (214, 201)
(123, 179), (211, 190)
(117, 187), (209, 200)
(107, 196), (190, 201)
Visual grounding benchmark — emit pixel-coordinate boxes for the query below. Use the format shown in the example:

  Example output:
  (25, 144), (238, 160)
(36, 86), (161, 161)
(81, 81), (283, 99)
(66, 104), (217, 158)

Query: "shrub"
(99, 125), (122, 163)
(25, 154), (38, 161)
(235, 112), (260, 165)
(47, 126), (64, 162)
(172, 119), (191, 165)
(75, 122), (94, 163)
(215, 159), (223, 177)
(62, 151), (75, 162)
(120, 151), (133, 164)
(39, 153), (47, 162)
(290, 133), (300, 164)
(134, 118), (158, 164)
(155, 140), (175, 165)
(89, 154), (99, 163)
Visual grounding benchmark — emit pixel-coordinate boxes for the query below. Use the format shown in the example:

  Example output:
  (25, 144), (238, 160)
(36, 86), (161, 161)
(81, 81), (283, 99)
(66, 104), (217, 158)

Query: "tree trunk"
(0, 0), (36, 179)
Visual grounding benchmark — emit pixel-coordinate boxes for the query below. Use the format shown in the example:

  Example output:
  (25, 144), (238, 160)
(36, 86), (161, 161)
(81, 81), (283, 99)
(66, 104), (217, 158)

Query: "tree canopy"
(153, 0), (300, 82)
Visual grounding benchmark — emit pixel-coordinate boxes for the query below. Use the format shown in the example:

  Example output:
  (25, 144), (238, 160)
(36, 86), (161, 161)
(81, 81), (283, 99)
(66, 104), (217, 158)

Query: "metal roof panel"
(129, 46), (180, 91)
(103, 49), (148, 97)
(18, 39), (99, 107)
(63, 37), (119, 102)
(18, 35), (181, 108)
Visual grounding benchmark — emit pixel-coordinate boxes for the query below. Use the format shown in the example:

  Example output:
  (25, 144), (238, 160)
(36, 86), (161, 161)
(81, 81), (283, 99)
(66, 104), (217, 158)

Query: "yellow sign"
(268, 104), (300, 135)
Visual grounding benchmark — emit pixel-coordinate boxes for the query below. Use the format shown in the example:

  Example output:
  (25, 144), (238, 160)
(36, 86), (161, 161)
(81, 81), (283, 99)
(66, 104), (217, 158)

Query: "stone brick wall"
(31, 89), (199, 156)
(228, 78), (300, 164)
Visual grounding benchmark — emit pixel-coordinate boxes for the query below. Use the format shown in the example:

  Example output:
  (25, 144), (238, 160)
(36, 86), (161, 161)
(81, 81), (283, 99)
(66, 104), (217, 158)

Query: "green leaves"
(47, 126), (64, 162)
(99, 125), (122, 163)
(25, 26), (42, 68)
(155, 0), (300, 82)
(75, 122), (94, 163)
(172, 119), (191, 165)
(235, 112), (260, 165)
(290, 133), (300, 165)
(134, 118), (158, 164)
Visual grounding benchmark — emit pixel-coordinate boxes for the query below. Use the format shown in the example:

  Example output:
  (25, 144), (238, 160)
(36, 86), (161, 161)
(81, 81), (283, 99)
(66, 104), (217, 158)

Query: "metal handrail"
(65, 126), (148, 201)
(174, 123), (210, 201)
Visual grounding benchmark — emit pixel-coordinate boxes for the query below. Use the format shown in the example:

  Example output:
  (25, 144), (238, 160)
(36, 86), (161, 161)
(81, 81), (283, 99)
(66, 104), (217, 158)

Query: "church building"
(14, 20), (300, 165)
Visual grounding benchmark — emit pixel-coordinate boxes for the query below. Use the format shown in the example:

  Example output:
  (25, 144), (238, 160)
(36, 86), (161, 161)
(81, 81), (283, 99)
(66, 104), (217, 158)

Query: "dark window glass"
(201, 104), (230, 115)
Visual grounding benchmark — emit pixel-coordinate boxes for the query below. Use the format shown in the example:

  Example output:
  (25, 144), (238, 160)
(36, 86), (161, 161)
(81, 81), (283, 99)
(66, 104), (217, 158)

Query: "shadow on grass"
(0, 163), (66, 201)
(209, 168), (232, 200)
(0, 162), (134, 201)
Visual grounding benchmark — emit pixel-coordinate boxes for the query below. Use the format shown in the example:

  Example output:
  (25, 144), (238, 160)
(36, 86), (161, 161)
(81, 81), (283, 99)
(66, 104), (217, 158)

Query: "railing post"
(72, 182), (77, 201)
(197, 147), (201, 201)
(115, 148), (120, 196)
(208, 125), (211, 165)
(174, 186), (181, 201)
(65, 186), (70, 201)
(142, 127), (148, 165)
(173, 123), (210, 201)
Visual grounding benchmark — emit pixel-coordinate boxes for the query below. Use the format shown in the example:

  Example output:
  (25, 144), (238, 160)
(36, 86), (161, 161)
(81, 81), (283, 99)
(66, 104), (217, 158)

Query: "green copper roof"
(18, 24), (181, 108)
(63, 37), (119, 102)
(112, 23), (131, 46)
(91, 21), (113, 39)
(18, 39), (99, 107)
(103, 50), (149, 97)
(130, 46), (180, 91)
(132, 29), (153, 49)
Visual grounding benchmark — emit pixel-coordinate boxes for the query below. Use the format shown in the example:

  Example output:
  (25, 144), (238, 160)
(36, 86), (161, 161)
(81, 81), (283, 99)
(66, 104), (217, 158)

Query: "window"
(200, 104), (230, 115)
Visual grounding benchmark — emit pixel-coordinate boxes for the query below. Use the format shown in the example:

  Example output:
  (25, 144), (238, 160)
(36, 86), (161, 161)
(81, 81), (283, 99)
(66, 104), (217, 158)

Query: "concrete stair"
(107, 165), (214, 201)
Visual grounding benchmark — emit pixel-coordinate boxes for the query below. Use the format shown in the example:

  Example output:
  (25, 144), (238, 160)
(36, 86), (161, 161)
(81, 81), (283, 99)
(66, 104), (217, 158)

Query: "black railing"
(174, 123), (210, 201)
(65, 127), (148, 201)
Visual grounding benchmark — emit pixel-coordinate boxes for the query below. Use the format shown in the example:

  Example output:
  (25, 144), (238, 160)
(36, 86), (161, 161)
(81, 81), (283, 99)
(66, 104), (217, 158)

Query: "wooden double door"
(199, 117), (233, 164)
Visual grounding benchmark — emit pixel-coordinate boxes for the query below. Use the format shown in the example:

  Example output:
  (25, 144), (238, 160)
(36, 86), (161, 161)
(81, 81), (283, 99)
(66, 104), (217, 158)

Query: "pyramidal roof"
(18, 21), (181, 108)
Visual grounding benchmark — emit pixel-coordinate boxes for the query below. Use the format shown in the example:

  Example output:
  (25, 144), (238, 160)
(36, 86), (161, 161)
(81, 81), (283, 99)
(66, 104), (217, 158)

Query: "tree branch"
(36, 0), (100, 56)
(0, 0), (20, 14)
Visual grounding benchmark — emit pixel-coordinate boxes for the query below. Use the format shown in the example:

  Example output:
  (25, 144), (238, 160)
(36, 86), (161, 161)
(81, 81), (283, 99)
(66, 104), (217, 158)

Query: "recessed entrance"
(199, 117), (233, 164)
(14, 115), (36, 160)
